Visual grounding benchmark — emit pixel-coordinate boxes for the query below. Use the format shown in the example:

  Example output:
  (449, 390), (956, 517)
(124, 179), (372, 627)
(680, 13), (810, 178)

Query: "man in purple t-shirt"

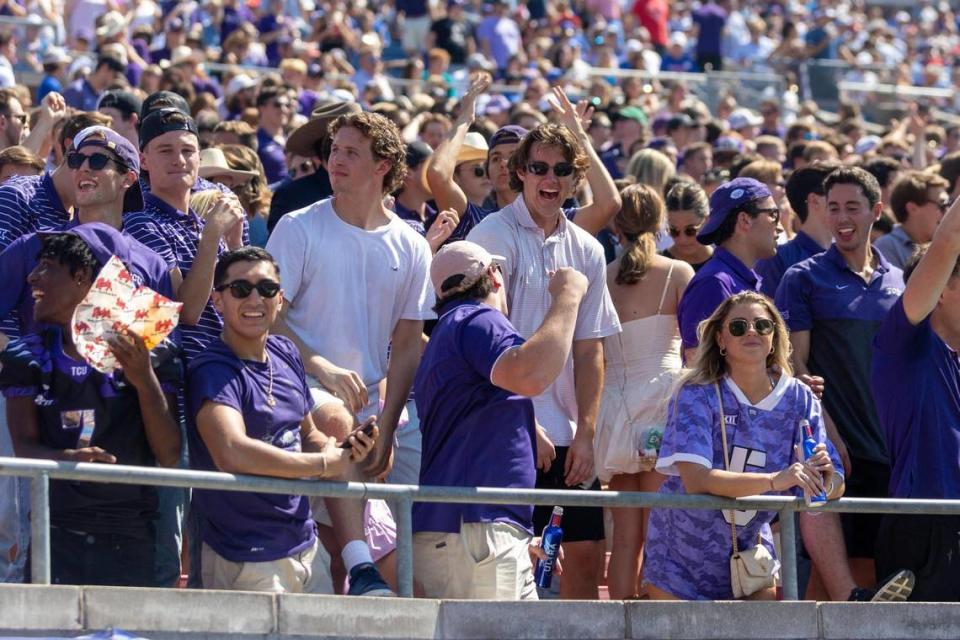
(188, 247), (393, 595)
(692, 0), (726, 71)
(413, 241), (587, 599)
(255, 86), (291, 184)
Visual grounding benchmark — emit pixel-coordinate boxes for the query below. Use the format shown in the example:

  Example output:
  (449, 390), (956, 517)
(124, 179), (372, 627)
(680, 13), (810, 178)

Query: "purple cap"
(697, 177), (772, 244)
(489, 125), (527, 150)
(39, 222), (130, 272)
(73, 126), (140, 175)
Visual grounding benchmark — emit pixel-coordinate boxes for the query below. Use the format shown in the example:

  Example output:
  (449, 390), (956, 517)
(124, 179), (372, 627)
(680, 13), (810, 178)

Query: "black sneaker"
(347, 562), (396, 597)
(847, 569), (915, 602)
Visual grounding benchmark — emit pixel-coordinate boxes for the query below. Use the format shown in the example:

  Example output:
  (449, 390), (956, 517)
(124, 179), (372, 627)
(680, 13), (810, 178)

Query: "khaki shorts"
(201, 538), (333, 594)
(414, 522), (537, 600)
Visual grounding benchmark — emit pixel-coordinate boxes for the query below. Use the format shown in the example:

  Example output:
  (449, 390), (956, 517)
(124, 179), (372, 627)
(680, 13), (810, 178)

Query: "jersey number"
(722, 446), (767, 526)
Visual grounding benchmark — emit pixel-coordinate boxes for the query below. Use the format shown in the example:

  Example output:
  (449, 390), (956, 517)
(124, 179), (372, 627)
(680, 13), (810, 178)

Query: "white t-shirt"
(467, 195), (621, 446)
(266, 197), (434, 400)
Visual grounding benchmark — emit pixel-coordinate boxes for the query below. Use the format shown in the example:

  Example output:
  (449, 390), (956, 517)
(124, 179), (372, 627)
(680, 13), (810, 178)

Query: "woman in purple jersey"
(643, 291), (844, 600)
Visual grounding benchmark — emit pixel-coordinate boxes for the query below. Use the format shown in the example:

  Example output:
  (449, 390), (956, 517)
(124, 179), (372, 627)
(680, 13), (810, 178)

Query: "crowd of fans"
(0, 0), (957, 605)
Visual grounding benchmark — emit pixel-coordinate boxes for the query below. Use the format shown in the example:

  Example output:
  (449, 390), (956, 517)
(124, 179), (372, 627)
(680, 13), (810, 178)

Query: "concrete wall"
(2, 584), (960, 640)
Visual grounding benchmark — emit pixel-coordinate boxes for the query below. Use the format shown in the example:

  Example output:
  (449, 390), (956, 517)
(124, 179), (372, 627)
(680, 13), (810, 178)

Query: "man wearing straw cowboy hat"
(198, 147), (259, 190)
(267, 99), (361, 232)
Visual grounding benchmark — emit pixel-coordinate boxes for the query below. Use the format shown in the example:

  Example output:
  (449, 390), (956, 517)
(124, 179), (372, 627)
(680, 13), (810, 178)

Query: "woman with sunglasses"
(662, 181), (713, 271)
(643, 291), (844, 600)
(596, 183), (693, 599)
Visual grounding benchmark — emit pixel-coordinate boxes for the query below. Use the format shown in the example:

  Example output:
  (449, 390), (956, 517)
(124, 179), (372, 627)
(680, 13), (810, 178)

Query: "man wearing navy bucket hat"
(677, 176), (781, 362)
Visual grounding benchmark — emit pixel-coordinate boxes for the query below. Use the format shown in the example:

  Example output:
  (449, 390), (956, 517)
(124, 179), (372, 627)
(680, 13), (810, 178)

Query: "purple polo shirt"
(257, 128), (289, 184)
(187, 335), (316, 562)
(393, 200), (437, 237)
(63, 77), (101, 111)
(139, 175), (250, 246)
(755, 231), (827, 298)
(0, 222), (175, 337)
(677, 247), (761, 351)
(413, 300), (535, 535)
(123, 193), (226, 362)
(872, 299), (960, 499)
(775, 245), (904, 464)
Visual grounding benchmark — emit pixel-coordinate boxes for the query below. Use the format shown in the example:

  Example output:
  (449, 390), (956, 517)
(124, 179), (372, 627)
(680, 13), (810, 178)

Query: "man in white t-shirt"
(467, 90), (621, 599)
(266, 111), (433, 483)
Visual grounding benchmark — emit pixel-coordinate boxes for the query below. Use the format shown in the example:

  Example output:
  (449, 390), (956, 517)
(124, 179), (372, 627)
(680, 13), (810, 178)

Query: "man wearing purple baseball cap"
(676, 176), (780, 361)
(483, 123), (528, 212)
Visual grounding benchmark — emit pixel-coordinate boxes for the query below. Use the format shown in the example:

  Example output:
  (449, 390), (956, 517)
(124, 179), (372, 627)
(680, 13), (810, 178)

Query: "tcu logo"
(722, 446), (767, 526)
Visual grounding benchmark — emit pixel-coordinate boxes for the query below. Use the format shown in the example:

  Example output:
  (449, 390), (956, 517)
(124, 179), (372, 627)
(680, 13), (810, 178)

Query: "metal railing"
(2, 456), (959, 600)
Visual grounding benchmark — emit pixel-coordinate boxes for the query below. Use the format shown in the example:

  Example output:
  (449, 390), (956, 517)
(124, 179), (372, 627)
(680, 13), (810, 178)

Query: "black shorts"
(840, 457), (890, 559)
(531, 446), (605, 543)
(876, 514), (960, 601)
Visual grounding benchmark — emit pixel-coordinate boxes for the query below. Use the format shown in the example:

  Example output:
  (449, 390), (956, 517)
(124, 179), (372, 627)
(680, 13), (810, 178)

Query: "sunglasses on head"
(727, 317), (775, 337)
(214, 279), (281, 299)
(67, 151), (126, 171)
(669, 225), (701, 238)
(526, 161), (574, 177)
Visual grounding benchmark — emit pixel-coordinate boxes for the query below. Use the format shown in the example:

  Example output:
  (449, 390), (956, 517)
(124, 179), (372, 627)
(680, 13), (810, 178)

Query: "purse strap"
(714, 382), (740, 557)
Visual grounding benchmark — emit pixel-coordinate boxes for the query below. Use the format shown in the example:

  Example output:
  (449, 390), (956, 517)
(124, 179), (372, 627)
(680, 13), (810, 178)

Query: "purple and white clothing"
(186, 335), (316, 563)
(643, 374), (842, 600)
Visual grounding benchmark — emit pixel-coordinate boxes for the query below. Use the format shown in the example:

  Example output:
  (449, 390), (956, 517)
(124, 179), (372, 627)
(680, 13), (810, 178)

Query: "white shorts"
(414, 522), (537, 600)
(402, 15), (432, 53)
(200, 538), (332, 594)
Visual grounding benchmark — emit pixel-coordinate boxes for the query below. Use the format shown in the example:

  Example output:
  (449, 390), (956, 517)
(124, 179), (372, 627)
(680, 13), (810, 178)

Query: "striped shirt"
(139, 175), (251, 246)
(0, 172), (71, 340)
(123, 192), (226, 362)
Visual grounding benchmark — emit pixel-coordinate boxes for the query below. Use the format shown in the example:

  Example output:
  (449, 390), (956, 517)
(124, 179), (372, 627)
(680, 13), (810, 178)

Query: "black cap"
(97, 90), (143, 118)
(405, 141), (433, 168)
(139, 108), (199, 150)
(140, 90), (191, 120)
(666, 114), (696, 132)
(98, 54), (126, 73)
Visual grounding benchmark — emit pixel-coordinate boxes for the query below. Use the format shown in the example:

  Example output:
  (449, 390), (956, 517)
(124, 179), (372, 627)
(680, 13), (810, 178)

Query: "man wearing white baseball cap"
(412, 240), (588, 599)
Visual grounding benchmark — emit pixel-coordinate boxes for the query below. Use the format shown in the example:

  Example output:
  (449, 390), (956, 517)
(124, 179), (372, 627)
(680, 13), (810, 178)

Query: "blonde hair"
(219, 144), (272, 216)
(615, 183), (663, 285)
(683, 291), (793, 386)
(625, 148), (676, 196)
(738, 159), (782, 185)
(190, 189), (221, 220)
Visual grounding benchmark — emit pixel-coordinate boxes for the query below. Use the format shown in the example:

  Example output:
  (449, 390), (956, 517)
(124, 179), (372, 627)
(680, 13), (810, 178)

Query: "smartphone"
(339, 420), (376, 448)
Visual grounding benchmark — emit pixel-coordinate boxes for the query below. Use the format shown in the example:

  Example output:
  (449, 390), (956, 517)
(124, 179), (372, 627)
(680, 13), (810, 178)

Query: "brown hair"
(685, 291), (793, 386)
(419, 112), (451, 135)
(615, 184), (664, 285)
(219, 144), (272, 217)
(329, 111), (408, 195)
(213, 120), (257, 149)
(59, 111), (113, 154)
(802, 140), (839, 164)
(0, 145), (43, 174)
(737, 159), (782, 185)
(507, 123), (590, 193)
(889, 170), (949, 223)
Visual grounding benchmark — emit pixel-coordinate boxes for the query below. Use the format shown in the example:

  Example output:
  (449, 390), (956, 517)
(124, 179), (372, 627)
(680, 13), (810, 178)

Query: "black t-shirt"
(0, 329), (183, 535)
(430, 17), (472, 65)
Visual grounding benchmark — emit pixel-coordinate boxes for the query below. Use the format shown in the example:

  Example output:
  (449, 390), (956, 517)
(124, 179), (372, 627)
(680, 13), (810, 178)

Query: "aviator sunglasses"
(727, 318), (775, 337)
(214, 279), (281, 299)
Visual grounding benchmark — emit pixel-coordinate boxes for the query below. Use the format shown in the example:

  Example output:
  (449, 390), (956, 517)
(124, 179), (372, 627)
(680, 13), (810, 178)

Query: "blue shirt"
(872, 299), (960, 499)
(755, 231), (827, 298)
(257, 128), (288, 185)
(63, 77), (101, 111)
(413, 300), (535, 535)
(36, 74), (62, 102)
(775, 246), (904, 464)
(677, 247), (761, 351)
(124, 193), (227, 362)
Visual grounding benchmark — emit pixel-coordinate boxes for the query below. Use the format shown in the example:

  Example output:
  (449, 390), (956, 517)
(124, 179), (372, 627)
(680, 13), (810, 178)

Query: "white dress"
(595, 263), (683, 482)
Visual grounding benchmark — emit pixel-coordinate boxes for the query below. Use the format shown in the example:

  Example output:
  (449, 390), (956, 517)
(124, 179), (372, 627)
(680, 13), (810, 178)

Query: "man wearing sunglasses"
(467, 105), (622, 600)
(677, 176), (781, 363)
(777, 167), (908, 602)
(187, 246), (393, 596)
(877, 171), (950, 270)
(255, 86), (292, 184)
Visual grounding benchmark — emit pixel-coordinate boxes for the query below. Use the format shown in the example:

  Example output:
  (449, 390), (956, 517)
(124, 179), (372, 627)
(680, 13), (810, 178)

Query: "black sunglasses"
(669, 225), (701, 238)
(471, 166), (486, 178)
(214, 279), (281, 299)
(67, 151), (126, 171)
(727, 318), (775, 337)
(526, 161), (574, 177)
(750, 206), (781, 224)
(928, 198), (950, 213)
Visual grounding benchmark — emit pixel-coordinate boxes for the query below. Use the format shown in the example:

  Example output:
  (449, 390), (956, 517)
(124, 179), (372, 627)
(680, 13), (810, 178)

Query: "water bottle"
(801, 420), (827, 507)
(534, 506), (564, 589)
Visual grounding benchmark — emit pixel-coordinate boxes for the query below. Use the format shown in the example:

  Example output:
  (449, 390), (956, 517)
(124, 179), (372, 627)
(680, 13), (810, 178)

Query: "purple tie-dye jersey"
(643, 374), (843, 600)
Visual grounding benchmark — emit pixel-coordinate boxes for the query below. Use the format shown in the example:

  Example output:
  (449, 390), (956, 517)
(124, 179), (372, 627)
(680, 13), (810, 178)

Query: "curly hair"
(329, 111), (408, 195)
(684, 291), (793, 386)
(615, 184), (663, 285)
(507, 123), (589, 193)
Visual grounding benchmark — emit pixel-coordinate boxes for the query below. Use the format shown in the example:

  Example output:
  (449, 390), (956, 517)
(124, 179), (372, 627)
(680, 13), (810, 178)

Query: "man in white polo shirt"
(467, 89), (621, 599)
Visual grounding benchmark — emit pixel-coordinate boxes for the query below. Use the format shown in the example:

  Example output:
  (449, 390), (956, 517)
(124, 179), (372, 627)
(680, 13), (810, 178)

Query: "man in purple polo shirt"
(255, 86), (291, 184)
(872, 197), (960, 601)
(188, 246), (391, 595)
(776, 166), (907, 602)
(413, 241), (587, 599)
(676, 177), (780, 362)
(755, 163), (837, 297)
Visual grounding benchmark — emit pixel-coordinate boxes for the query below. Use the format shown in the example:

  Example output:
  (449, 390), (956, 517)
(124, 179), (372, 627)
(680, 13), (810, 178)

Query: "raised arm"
(902, 192), (960, 325)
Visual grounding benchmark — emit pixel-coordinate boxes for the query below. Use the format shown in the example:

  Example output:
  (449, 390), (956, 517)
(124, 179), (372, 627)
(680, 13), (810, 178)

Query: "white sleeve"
(265, 213), (307, 306)
(400, 235), (436, 321)
(466, 214), (516, 288)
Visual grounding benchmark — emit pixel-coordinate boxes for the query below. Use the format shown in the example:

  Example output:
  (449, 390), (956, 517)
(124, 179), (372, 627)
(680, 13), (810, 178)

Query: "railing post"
(30, 471), (50, 585)
(394, 493), (414, 598)
(779, 508), (798, 601)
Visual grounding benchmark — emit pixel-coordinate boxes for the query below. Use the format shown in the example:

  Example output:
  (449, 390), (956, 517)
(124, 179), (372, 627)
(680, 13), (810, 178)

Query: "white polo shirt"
(468, 195), (621, 446)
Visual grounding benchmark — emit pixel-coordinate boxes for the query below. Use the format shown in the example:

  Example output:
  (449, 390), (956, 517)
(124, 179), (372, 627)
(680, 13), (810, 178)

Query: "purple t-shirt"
(257, 128), (289, 184)
(413, 300), (535, 534)
(872, 299), (960, 499)
(677, 247), (761, 351)
(186, 335), (316, 563)
(692, 2), (727, 56)
(644, 375), (841, 600)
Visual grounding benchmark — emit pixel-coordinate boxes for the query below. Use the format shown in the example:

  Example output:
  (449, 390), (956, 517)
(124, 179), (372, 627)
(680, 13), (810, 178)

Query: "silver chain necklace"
(241, 352), (276, 407)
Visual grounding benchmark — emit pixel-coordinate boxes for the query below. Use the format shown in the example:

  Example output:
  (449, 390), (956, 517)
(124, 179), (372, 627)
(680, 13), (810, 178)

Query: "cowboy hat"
(198, 147), (258, 181)
(285, 99), (361, 157)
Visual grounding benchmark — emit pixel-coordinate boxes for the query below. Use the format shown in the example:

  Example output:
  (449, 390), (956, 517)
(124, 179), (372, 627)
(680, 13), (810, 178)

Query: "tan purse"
(714, 383), (778, 599)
